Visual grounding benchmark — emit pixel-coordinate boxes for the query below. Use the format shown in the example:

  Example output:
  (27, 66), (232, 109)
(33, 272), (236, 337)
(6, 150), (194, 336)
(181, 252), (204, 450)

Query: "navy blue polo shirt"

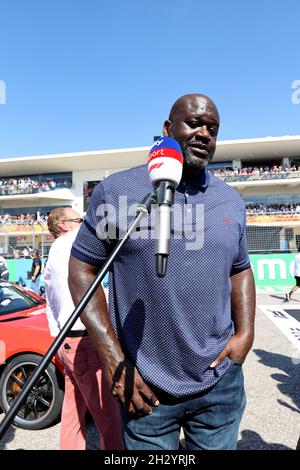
(72, 164), (250, 397)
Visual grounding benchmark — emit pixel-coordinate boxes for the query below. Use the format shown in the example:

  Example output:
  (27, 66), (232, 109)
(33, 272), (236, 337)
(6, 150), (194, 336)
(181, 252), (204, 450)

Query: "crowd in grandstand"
(0, 176), (72, 195)
(0, 212), (48, 225)
(211, 164), (300, 177)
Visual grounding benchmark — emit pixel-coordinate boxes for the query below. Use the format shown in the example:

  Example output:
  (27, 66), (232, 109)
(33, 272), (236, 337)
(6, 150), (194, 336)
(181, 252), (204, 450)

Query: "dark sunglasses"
(63, 218), (83, 224)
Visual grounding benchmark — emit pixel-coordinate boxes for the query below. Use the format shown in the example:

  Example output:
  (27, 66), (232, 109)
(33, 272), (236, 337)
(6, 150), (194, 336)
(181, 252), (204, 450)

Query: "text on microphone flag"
(149, 136), (182, 152)
(148, 147), (183, 164)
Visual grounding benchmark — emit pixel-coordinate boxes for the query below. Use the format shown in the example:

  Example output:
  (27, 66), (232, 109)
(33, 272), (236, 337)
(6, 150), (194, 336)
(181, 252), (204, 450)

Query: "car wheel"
(0, 353), (64, 430)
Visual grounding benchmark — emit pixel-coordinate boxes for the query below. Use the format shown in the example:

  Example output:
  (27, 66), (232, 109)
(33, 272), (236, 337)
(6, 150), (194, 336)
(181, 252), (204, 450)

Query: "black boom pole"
(0, 196), (153, 440)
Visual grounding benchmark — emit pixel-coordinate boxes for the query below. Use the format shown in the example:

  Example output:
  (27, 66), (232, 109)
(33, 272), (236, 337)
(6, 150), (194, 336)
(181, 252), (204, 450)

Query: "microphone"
(148, 136), (183, 277)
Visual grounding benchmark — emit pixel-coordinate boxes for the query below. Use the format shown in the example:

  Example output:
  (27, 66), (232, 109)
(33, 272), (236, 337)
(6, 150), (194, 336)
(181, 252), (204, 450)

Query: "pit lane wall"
(4, 254), (297, 293)
(6, 258), (45, 288)
(5, 259), (109, 289)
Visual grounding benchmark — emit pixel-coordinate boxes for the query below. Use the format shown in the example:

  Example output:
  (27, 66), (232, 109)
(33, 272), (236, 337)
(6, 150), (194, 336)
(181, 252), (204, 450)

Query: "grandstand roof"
(0, 188), (75, 202)
(0, 135), (300, 177)
(217, 135), (300, 161)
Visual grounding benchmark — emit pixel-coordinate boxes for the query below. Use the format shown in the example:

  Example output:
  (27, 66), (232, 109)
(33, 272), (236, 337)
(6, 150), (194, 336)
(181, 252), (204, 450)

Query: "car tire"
(0, 353), (64, 430)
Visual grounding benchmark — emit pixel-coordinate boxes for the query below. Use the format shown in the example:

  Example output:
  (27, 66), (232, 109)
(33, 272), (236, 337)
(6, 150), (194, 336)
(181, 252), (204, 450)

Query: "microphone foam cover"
(148, 136), (183, 188)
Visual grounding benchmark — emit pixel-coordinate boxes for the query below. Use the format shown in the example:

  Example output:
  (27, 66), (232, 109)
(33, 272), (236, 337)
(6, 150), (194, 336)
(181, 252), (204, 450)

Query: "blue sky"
(0, 0), (299, 158)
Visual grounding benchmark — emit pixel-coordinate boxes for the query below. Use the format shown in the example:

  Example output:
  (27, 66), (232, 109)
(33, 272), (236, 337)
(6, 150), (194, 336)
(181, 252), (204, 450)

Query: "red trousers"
(57, 336), (124, 450)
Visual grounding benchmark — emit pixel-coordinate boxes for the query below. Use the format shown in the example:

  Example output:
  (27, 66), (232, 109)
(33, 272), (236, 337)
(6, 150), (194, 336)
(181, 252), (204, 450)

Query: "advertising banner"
(247, 214), (300, 224)
(250, 253), (295, 292)
(0, 224), (47, 233)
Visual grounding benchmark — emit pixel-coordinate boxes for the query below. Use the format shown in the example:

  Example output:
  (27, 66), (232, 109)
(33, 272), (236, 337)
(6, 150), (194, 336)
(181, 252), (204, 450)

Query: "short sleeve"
(231, 208), (251, 275)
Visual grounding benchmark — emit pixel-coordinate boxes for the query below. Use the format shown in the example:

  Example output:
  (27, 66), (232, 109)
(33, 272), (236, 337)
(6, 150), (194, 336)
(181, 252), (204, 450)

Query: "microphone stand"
(0, 193), (154, 440)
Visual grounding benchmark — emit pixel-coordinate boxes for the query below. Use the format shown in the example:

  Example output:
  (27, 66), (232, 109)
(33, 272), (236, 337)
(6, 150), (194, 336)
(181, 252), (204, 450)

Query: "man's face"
(163, 95), (219, 176)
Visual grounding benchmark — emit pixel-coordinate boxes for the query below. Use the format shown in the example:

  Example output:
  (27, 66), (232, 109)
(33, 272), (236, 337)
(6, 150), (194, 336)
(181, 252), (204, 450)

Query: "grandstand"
(1, 134), (300, 291)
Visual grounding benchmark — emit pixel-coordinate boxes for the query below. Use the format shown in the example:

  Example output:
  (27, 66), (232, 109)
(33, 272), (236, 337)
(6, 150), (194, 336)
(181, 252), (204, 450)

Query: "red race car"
(0, 282), (64, 430)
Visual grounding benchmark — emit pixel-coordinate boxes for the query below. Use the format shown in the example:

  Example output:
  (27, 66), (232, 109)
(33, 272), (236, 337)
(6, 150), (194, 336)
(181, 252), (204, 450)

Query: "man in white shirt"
(285, 246), (300, 301)
(44, 207), (123, 450)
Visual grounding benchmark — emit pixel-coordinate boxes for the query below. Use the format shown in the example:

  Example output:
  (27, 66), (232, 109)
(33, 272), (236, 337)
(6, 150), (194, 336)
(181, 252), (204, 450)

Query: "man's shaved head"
(168, 94), (219, 123)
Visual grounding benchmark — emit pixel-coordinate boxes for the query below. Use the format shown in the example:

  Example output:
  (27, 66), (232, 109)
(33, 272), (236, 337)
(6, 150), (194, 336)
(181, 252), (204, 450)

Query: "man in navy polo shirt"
(69, 93), (256, 450)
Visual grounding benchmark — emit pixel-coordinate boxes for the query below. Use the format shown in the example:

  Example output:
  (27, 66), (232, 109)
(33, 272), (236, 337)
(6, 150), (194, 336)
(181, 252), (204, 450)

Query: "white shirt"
(294, 252), (300, 277)
(44, 228), (85, 337)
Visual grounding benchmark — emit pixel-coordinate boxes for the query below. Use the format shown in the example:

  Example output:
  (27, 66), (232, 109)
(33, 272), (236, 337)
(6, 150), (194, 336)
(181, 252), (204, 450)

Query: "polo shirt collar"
(178, 168), (210, 191)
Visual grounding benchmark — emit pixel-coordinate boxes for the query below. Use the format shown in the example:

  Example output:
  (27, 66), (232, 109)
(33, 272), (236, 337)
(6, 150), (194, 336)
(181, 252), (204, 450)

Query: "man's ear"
(163, 120), (172, 137)
(57, 221), (68, 233)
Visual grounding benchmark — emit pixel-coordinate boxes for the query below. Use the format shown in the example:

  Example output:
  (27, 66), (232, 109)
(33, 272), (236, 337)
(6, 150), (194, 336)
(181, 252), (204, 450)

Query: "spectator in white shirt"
(44, 207), (123, 450)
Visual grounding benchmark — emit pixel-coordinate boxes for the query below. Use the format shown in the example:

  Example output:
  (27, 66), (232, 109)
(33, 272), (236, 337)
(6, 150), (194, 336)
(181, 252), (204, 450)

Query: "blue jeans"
(122, 363), (246, 450)
(31, 275), (41, 294)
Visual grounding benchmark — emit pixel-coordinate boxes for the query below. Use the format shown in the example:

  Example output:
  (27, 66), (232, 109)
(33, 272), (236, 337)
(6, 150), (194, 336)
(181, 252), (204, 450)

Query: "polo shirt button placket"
(184, 188), (189, 205)
(184, 189), (191, 212)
